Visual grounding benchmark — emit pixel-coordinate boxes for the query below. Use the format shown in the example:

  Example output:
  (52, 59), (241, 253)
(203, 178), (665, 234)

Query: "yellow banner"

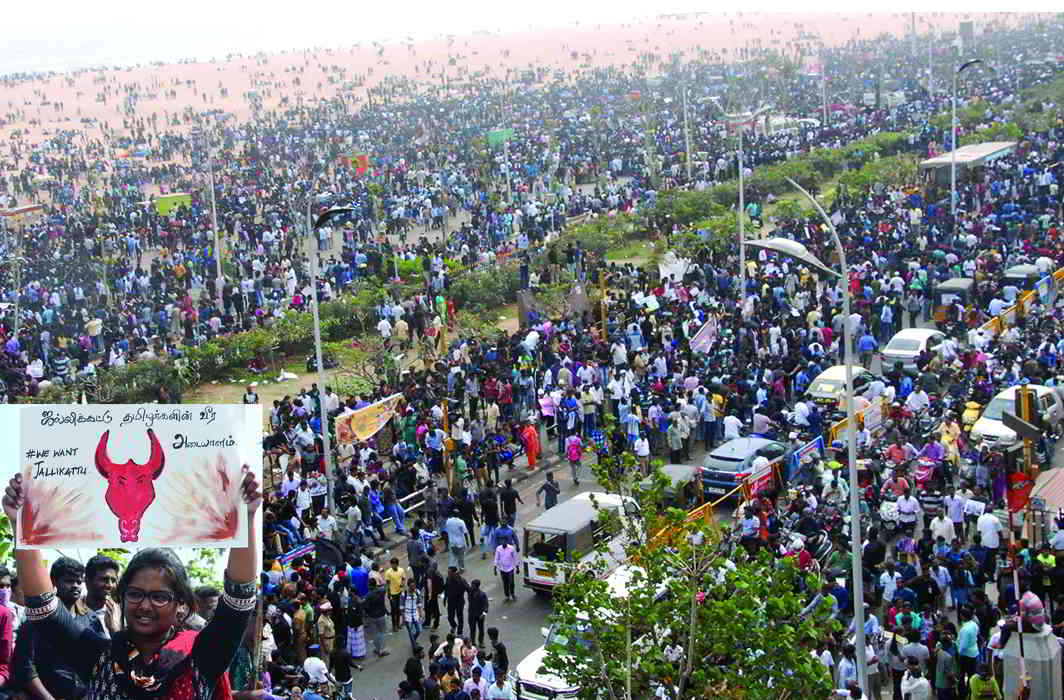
(335, 393), (403, 445)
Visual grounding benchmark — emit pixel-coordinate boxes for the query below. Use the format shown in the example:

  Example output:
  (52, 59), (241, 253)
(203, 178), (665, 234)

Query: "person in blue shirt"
(857, 331), (878, 369)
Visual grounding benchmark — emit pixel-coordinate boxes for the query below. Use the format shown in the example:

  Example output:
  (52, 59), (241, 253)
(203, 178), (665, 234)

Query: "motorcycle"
(878, 496), (900, 538)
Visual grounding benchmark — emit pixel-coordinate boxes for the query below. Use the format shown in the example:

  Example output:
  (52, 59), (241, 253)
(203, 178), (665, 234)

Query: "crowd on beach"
(2, 14), (1064, 700)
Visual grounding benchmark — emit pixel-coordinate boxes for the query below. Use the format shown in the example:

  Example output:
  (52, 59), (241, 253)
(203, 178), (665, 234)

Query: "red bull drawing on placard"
(16, 404), (262, 549)
(95, 428), (166, 542)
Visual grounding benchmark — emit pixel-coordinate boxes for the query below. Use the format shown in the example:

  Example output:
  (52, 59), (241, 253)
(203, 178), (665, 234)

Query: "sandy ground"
(1, 12), (1036, 152)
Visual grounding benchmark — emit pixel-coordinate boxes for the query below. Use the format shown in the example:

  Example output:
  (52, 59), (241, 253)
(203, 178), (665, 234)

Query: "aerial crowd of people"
(1, 12), (1064, 700)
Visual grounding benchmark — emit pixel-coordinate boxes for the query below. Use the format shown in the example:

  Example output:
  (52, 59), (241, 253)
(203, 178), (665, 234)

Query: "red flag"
(354, 154), (371, 175)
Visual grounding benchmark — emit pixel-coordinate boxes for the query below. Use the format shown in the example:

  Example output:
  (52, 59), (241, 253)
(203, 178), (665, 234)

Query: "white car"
(970, 385), (1064, 449)
(511, 565), (668, 700)
(880, 328), (945, 372)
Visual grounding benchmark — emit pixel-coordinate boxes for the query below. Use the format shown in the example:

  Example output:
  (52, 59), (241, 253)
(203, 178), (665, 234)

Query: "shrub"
(450, 265), (520, 312)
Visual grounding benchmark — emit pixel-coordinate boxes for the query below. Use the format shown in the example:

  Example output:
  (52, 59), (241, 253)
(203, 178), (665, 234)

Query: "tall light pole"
(208, 155), (224, 312)
(309, 205), (353, 513)
(711, 100), (772, 301)
(950, 59), (989, 237)
(194, 128), (225, 312)
(682, 87), (693, 183)
(747, 176), (868, 697)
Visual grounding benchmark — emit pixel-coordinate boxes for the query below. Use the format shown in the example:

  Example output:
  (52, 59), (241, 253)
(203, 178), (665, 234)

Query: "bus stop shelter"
(920, 141), (1016, 186)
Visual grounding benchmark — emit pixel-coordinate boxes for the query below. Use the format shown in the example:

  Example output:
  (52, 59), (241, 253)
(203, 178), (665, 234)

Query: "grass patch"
(606, 238), (654, 261)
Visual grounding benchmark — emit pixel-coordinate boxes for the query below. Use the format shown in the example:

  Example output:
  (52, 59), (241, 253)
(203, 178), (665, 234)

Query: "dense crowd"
(3, 14), (1064, 700)
(0, 19), (1061, 400)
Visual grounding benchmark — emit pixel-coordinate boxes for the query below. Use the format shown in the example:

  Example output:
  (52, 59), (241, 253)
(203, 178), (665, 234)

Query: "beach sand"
(1, 12), (1036, 156)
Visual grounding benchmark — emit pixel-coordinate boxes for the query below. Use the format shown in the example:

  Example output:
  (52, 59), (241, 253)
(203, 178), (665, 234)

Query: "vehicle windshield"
(704, 451), (745, 468)
(810, 379), (842, 394)
(526, 530), (567, 562)
(981, 397), (1011, 421)
(545, 622), (594, 652)
(885, 338), (921, 352)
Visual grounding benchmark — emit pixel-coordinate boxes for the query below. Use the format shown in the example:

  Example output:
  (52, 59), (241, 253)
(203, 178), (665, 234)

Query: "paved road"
(352, 455), (590, 699)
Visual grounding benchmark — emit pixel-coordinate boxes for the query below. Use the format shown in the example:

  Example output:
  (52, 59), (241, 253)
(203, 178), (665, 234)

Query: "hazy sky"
(2, 0), (1057, 73)
(8, 0), (1059, 39)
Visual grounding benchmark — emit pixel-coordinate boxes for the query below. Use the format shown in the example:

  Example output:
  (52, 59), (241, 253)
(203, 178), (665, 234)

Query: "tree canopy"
(537, 454), (837, 700)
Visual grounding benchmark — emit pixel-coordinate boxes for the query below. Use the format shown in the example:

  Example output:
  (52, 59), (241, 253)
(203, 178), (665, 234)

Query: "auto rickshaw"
(932, 277), (975, 323)
(1002, 264), (1040, 293)
(642, 463), (705, 513)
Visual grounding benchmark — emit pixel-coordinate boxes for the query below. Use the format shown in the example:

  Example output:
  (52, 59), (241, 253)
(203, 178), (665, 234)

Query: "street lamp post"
(309, 205), (354, 513)
(194, 128), (225, 312)
(950, 59), (988, 238)
(207, 154), (224, 312)
(747, 177), (868, 697)
(711, 101), (772, 301)
(682, 87), (693, 183)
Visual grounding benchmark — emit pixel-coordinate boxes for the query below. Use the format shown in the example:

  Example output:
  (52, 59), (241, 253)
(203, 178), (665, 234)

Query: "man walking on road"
(400, 578), (424, 651)
(487, 627), (509, 680)
(468, 579), (489, 647)
(365, 579), (391, 657)
(386, 557), (408, 632)
(444, 510), (470, 572)
(445, 566), (469, 636)
(499, 479), (523, 525)
(494, 538), (519, 602)
(536, 472), (561, 510)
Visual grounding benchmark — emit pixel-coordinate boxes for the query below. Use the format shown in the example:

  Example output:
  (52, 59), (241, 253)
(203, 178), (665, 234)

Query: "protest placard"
(17, 404), (261, 549)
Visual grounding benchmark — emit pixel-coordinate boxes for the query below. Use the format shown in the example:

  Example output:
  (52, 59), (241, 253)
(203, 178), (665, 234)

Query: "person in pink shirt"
(493, 540), (520, 602)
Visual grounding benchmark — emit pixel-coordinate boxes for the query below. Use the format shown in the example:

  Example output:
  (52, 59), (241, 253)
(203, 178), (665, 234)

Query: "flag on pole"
(689, 316), (718, 353)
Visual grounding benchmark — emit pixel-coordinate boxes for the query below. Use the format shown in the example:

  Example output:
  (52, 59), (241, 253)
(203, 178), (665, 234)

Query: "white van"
(522, 492), (635, 595)
(512, 565), (667, 700)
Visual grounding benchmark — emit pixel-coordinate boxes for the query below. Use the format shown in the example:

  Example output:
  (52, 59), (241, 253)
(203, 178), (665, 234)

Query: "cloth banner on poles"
(278, 542), (315, 565)
(335, 393), (403, 445)
(354, 153), (371, 175)
(657, 250), (691, 283)
(689, 316), (718, 353)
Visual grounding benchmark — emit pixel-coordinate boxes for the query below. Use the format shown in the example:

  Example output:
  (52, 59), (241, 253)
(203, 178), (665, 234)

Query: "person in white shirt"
(976, 510), (1004, 551)
(485, 678), (516, 700)
(929, 512), (955, 544)
(896, 489), (921, 535)
(634, 434), (650, 472)
(899, 659), (931, 700)
(303, 645), (333, 684)
(377, 317), (393, 339)
(904, 387), (930, 414)
(879, 561), (903, 606)
(317, 508), (338, 541)
(722, 414), (743, 441)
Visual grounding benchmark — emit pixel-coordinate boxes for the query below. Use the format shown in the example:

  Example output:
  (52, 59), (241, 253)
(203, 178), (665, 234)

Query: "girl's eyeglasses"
(124, 588), (176, 607)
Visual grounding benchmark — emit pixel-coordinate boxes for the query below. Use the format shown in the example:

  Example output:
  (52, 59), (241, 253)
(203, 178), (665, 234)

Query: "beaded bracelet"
(25, 591), (58, 621)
